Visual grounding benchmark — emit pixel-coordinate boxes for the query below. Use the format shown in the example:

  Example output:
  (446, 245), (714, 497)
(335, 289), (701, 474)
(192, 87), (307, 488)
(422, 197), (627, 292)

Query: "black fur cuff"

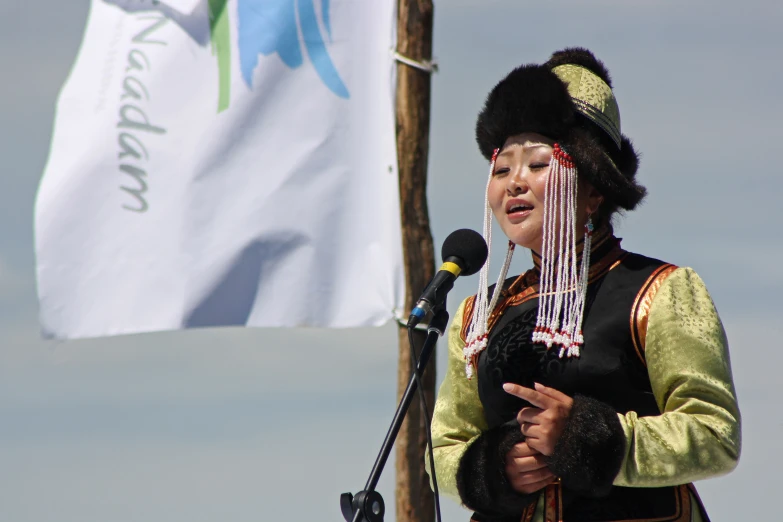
(547, 395), (626, 498)
(456, 422), (539, 519)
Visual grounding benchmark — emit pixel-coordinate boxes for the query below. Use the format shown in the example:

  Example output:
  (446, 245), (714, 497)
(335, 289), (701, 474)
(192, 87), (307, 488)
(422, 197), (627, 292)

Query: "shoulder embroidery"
(460, 295), (477, 343)
(459, 272), (534, 343)
(630, 264), (679, 365)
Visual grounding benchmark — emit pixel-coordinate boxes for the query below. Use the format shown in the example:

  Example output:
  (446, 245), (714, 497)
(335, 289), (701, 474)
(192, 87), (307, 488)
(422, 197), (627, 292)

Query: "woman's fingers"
(502, 383), (554, 409)
(508, 467), (556, 494)
(503, 382), (574, 410)
(534, 382), (573, 405)
(508, 466), (553, 483)
(522, 427), (557, 456)
(505, 441), (557, 494)
(504, 383), (574, 457)
(511, 475), (557, 494)
(507, 453), (549, 473)
(517, 406), (543, 425)
(506, 441), (538, 458)
(520, 421), (538, 440)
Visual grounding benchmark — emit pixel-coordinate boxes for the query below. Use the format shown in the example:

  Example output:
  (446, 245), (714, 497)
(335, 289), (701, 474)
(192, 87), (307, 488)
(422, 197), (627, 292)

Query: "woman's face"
(488, 133), (600, 253)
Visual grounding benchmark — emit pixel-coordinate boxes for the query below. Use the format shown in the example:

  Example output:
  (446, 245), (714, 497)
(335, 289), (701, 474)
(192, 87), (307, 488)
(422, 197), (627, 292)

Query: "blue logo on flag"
(238, 0), (349, 99)
(104, 0), (349, 100)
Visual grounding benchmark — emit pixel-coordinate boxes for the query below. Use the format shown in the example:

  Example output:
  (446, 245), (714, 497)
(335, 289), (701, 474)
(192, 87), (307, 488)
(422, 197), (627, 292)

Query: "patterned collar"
(460, 226), (628, 342)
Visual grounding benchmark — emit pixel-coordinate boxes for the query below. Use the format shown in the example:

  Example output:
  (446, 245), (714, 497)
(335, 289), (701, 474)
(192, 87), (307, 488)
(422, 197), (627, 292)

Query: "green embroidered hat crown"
(552, 64), (621, 149)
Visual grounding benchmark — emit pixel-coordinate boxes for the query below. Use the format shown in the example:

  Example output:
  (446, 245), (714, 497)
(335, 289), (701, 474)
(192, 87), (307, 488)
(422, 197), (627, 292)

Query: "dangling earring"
(569, 212), (594, 356)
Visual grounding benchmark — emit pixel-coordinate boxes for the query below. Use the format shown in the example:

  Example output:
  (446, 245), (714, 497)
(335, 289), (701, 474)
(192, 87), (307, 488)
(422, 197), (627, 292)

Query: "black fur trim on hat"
(545, 47), (613, 88)
(456, 422), (539, 518)
(474, 48), (647, 213)
(560, 127), (646, 211)
(546, 395), (626, 498)
(475, 64), (574, 160)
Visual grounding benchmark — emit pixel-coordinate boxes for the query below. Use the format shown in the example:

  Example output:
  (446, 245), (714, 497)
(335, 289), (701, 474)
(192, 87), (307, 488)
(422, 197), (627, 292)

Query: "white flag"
(35, 0), (403, 339)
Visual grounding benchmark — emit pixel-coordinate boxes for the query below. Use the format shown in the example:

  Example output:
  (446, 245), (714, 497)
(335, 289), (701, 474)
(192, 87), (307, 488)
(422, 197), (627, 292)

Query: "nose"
(506, 169), (528, 195)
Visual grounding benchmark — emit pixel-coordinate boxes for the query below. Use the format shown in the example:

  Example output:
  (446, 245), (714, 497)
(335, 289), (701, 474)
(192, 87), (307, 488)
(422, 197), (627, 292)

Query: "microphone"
(407, 229), (488, 328)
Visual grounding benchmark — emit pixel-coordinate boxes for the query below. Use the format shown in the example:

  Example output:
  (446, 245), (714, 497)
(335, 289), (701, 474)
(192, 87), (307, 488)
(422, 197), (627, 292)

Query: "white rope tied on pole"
(392, 49), (439, 73)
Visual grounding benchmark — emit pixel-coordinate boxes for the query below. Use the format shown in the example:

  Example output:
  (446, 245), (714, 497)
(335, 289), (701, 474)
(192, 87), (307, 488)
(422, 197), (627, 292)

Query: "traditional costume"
(427, 48), (740, 522)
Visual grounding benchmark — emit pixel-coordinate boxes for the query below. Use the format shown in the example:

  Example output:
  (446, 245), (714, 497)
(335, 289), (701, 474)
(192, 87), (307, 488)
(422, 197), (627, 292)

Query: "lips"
(504, 198), (534, 224)
(505, 199), (533, 214)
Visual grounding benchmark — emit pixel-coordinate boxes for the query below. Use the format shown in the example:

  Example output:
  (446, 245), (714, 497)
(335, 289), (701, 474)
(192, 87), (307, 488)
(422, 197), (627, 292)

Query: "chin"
(500, 224), (541, 251)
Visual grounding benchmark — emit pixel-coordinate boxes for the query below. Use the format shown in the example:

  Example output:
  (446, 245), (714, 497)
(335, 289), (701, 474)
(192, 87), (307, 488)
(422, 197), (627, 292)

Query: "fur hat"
(475, 48), (646, 212)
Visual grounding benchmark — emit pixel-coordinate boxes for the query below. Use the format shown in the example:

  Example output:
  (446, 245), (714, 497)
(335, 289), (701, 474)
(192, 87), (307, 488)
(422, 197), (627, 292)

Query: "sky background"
(1, 1), (781, 521)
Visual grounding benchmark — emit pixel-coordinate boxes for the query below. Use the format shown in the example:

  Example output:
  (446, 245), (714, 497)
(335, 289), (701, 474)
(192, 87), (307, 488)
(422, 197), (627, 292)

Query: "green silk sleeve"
(426, 298), (489, 501)
(614, 267), (741, 487)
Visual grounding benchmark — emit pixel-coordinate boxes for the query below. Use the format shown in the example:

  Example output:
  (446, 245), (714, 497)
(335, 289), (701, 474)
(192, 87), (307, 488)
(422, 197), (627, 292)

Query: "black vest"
(474, 246), (704, 522)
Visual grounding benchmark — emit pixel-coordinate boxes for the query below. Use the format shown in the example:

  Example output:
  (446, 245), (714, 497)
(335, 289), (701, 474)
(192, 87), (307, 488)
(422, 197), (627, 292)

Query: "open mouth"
(508, 204), (533, 214)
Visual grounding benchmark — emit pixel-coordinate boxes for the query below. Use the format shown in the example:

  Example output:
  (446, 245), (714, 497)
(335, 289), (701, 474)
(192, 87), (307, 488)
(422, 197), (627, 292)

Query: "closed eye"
(529, 163), (550, 170)
(493, 167), (510, 176)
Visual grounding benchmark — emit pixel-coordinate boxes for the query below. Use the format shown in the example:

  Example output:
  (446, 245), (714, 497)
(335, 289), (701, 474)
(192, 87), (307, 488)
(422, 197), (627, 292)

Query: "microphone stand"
(340, 307), (450, 522)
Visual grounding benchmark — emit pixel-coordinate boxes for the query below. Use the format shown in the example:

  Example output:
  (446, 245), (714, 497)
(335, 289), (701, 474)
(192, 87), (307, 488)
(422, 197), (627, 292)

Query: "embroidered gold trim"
(544, 482), (563, 522)
(460, 295), (477, 342)
(630, 264), (678, 366)
(521, 499), (536, 522)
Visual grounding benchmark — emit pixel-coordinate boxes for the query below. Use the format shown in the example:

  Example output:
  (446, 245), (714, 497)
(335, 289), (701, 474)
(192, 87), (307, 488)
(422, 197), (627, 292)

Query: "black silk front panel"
(477, 254), (664, 429)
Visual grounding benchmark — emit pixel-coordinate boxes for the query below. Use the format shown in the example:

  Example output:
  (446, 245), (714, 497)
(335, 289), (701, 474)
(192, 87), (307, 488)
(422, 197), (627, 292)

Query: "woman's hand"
(503, 382), (573, 456)
(505, 441), (556, 494)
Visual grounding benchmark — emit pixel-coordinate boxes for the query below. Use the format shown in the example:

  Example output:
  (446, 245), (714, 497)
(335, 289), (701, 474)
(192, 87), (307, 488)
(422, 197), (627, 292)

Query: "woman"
(427, 48), (740, 522)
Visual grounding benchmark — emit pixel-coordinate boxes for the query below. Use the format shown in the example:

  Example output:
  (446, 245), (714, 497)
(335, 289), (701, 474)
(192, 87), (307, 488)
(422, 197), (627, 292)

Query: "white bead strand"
(532, 144), (590, 359)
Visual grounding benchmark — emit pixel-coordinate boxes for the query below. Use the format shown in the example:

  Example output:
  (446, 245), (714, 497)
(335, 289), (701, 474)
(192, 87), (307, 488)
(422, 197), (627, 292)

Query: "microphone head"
(441, 229), (488, 276)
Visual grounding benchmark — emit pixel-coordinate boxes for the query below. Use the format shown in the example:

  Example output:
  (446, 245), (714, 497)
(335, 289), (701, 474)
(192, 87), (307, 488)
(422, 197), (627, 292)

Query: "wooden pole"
(395, 2), (435, 522)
